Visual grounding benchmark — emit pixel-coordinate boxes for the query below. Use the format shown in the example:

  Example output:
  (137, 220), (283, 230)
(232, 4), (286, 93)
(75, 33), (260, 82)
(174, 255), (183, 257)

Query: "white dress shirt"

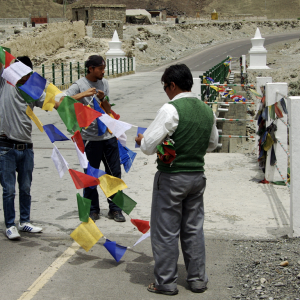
(140, 92), (219, 155)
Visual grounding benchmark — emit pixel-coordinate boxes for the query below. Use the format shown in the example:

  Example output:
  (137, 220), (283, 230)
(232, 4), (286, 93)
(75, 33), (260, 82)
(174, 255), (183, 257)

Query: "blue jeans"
(0, 146), (34, 228)
(83, 137), (121, 214)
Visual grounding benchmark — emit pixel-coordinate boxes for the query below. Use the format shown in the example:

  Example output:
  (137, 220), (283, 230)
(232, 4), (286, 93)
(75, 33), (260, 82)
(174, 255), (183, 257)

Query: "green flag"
(111, 190), (137, 215)
(0, 46), (10, 65)
(76, 193), (92, 223)
(57, 96), (82, 134)
(16, 84), (37, 103)
(269, 104), (275, 120)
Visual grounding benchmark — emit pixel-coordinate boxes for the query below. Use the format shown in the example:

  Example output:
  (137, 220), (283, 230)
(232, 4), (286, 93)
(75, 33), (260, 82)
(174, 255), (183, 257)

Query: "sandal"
(147, 283), (178, 296)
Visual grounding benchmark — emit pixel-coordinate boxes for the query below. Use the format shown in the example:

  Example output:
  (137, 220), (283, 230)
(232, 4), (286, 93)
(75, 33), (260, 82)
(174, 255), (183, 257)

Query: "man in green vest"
(135, 64), (218, 295)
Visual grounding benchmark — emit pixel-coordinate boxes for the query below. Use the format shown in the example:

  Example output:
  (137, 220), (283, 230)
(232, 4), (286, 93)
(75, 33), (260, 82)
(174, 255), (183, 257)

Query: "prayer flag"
(57, 96), (82, 134)
(42, 83), (62, 111)
(133, 231), (151, 247)
(131, 219), (150, 234)
(17, 84), (37, 103)
(118, 133), (127, 147)
(51, 145), (69, 178)
(93, 98), (107, 136)
(274, 102), (283, 118)
(43, 124), (69, 143)
(103, 239), (127, 262)
(74, 103), (102, 127)
(1, 61), (32, 86)
(75, 143), (88, 169)
(249, 89), (261, 97)
(26, 106), (44, 132)
(263, 133), (274, 152)
(87, 163), (106, 189)
(19, 72), (46, 100)
(0, 46), (10, 65)
(70, 217), (103, 252)
(5, 51), (15, 68)
(280, 98), (288, 114)
(118, 141), (136, 173)
(76, 193), (92, 223)
(210, 85), (219, 92)
(156, 140), (176, 164)
(69, 169), (100, 189)
(99, 114), (132, 138)
(71, 130), (85, 154)
(270, 145), (277, 166)
(135, 127), (147, 148)
(99, 174), (128, 198)
(269, 104), (275, 120)
(110, 109), (120, 120)
(111, 190), (136, 215)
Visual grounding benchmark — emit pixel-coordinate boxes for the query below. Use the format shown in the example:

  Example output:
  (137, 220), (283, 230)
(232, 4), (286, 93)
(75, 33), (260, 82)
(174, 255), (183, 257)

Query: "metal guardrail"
(199, 56), (230, 101)
(34, 57), (134, 89)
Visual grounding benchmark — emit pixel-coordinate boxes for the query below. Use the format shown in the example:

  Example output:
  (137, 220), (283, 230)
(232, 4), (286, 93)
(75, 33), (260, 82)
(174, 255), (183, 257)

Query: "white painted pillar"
(287, 96), (300, 237)
(255, 77), (272, 157)
(265, 83), (288, 182)
(241, 55), (246, 73)
(192, 78), (201, 98)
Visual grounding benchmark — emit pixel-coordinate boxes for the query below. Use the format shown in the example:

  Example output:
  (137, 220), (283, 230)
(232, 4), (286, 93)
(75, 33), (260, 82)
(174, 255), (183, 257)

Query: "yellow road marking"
(17, 242), (80, 300)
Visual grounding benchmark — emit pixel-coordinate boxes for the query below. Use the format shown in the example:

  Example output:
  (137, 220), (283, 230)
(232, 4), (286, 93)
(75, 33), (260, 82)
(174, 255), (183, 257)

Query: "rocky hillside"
(1, 0), (300, 19)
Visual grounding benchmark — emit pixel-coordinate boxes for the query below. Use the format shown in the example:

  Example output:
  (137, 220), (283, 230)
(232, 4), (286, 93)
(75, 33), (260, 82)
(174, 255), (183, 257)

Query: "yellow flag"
(70, 218), (103, 252)
(26, 106), (44, 132)
(210, 85), (219, 92)
(42, 83), (62, 111)
(99, 174), (128, 198)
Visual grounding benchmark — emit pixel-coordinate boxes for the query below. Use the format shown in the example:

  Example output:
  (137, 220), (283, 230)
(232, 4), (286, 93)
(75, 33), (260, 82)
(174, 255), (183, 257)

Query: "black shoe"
(188, 282), (207, 293)
(108, 210), (126, 222)
(89, 212), (100, 222)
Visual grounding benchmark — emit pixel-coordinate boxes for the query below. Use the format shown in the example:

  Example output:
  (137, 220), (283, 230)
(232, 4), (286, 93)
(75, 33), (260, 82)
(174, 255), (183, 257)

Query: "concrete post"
(192, 78), (201, 98)
(241, 55), (246, 73)
(255, 77), (272, 157)
(287, 96), (300, 237)
(265, 83), (288, 182)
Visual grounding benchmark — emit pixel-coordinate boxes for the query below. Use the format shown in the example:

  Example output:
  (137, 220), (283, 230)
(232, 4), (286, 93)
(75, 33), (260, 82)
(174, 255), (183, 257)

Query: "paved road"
(0, 39), (291, 299)
(153, 31), (300, 75)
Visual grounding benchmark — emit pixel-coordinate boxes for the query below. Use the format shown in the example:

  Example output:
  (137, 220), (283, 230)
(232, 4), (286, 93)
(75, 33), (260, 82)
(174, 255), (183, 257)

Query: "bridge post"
(287, 96), (300, 237)
(265, 83), (288, 182)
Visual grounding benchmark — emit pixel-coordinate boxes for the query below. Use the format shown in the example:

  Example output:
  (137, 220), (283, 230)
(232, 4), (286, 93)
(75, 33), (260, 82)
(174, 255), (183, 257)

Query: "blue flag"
(118, 141), (136, 173)
(19, 72), (46, 100)
(93, 98), (107, 136)
(135, 127), (147, 148)
(43, 124), (69, 143)
(103, 239), (127, 262)
(86, 163), (106, 189)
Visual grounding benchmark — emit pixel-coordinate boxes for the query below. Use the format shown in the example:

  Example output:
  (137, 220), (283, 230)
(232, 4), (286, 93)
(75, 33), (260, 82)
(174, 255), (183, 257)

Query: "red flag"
(74, 103), (102, 127)
(5, 51), (15, 68)
(71, 130), (85, 154)
(274, 103), (283, 118)
(69, 169), (100, 189)
(131, 219), (150, 234)
(111, 109), (120, 120)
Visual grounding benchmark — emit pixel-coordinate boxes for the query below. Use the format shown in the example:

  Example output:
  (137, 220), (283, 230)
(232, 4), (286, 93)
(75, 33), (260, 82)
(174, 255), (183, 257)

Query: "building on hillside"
(71, 2), (125, 38)
(126, 9), (151, 24)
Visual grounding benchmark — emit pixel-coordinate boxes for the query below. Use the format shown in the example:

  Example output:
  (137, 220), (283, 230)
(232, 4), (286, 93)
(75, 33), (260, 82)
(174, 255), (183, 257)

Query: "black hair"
(161, 64), (193, 92)
(16, 56), (33, 69)
(85, 55), (105, 74)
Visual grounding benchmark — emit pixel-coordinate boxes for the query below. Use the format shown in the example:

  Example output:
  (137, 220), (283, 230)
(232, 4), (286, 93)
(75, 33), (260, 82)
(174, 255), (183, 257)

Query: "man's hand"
(84, 87), (97, 97)
(54, 96), (65, 109)
(135, 133), (144, 146)
(101, 99), (111, 114)
(96, 90), (105, 100)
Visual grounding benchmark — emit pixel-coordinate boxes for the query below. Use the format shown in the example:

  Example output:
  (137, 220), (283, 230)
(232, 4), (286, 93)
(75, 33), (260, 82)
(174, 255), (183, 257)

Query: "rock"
(280, 261), (289, 267)
(136, 42), (148, 51)
(274, 282), (285, 287)
(297, 273), (300, 279)
(14, 29), (21, 34)
(260, 278), (266, 284)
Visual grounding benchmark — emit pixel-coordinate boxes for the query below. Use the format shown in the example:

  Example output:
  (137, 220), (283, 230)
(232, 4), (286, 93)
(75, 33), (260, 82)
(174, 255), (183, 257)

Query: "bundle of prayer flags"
(74, 103), (102, 127)
(77, 193), (92, 223)
(44, 124), (69, 143)
(69, 169), (100, 189)
(99, 174), (127, 198)
(57, 96), (82, 133)
(156, 139), (176, 164)
(19, 72), (46, 100)
(111, 190), (136, 215)
(131, 219), (150, 234)
(70, 218), (103, 252)
(103, 239), (127, 262)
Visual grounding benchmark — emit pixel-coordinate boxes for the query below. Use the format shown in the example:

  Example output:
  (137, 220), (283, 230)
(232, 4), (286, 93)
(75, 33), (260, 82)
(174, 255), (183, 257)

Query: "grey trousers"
(150, 171), (208, 292)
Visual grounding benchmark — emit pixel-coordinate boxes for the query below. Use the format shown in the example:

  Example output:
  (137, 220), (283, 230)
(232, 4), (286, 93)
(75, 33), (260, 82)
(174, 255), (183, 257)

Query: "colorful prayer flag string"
(278, 118), (290, 128)
(204, 101), (255, 105)
(216, 118), (254, 122)
(277, 139), (290, 157)
(201, 83), (255, 87)
(219, 135), (255, 138)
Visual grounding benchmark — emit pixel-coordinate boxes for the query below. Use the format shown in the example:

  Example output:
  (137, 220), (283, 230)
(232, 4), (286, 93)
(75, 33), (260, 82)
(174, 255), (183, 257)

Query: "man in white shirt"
(135, 64), (218, 295)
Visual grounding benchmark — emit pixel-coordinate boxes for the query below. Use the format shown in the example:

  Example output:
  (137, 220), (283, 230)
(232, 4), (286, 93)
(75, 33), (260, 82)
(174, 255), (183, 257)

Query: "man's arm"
(207, 114), (219, 152)
(70, 87), (97, 100)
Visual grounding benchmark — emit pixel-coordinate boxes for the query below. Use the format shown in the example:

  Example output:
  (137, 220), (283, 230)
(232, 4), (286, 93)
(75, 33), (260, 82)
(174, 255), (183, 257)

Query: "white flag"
(51, 145), (69, 178)
(2, 61), (32, 86)
(118, 133), (127, 147)
(74, 143), (88, 169)
(99, 114), (132, 138)
(133, 231), (151, 247)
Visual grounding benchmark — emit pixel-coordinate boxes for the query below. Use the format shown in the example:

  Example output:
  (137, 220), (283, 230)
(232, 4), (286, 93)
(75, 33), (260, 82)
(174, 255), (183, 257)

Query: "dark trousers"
(83, 137), (121, 214)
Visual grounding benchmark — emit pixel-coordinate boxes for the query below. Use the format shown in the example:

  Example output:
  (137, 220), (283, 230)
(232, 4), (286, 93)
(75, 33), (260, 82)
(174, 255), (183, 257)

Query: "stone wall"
(72, 5), (126, 25)
(92, 20), (123, 39)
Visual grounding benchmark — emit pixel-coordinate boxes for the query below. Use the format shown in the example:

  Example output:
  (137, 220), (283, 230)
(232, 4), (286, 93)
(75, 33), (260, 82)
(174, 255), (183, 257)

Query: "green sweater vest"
(157, 97), (214, 173)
